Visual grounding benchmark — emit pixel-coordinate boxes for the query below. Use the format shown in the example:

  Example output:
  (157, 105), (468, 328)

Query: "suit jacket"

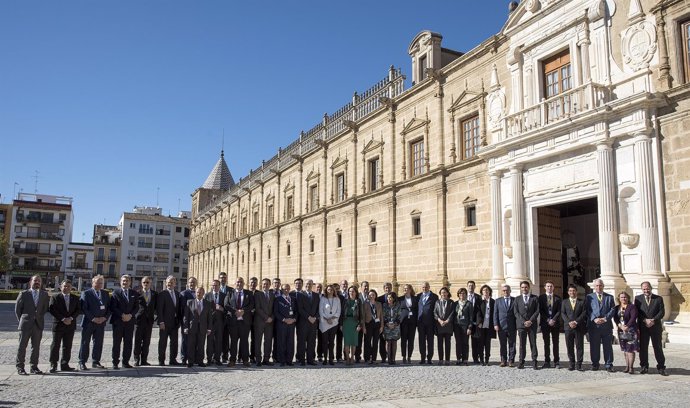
(49, 292), (80, 332)
(157, 289), (182, 329)
(225, 289), (254, 326)
(434, 299), (455, 335)
(476, 298), (497, 338)
(585, 291), (615, 330)
(561, 297), (586, 333)
(613, 303), (638, 331)
(493, 296), (516, 331)
(183, 298), (213, 335)
(363, 300), (383, 326)
(135, 289), (157, 325)
(204, 290), (227, 326)
(16, 289), (50, 331)
(110, 288), (139, 325)
(399, 295), (419, 323)
(296, 290), (319, 326)
(80, 288), (111, 328)
(274, 293), (297, 323)
(416, 292), (439, 326)
(634, 293), (665, 333)
(514, 293), (539, 330)
(538, 293), (562, 330)
(252, 290), (274, 328)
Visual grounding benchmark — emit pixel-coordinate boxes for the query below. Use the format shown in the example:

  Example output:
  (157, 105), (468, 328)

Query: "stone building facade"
(190, 0), (690, 341)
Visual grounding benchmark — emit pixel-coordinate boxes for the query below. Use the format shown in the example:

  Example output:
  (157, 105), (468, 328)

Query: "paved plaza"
(0, 300), (689, 407)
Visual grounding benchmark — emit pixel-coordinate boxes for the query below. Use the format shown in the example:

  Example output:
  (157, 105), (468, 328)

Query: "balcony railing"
(501, 82), (608, 140)
(67, 262), (89, 269)
(137, 243), (153, 248)
(15, 232), (62, 241)
(13, 264), (61, 272)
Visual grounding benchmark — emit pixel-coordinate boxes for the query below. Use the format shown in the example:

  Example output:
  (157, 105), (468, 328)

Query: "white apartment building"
(64, 242), (93, 290)
(119, 206), (190, 290)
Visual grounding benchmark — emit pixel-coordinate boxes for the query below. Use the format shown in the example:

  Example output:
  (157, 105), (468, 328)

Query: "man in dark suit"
(635, 281), (667, 376)
(224, 276), (254, 367)
(183, 286), (213, 367)
(296, 279), (319, 365)
(15, 275), (50, 375)
(466, 281), (481, 364)
(377, 282), (393, 363)
(157, 275), (182, 366)
(417, 281), (438, 364)
(134, 276), (157, 366)
(336, 279), (348, 362)
(494, 284), (516, 367)
(110, 274), (139, 369)
(538, 280), (561, 368)
(218, 272), (232, 363)
(270, 277), (281, 363)
(274, 283), (297, 366)
(586, 278), (616, 372)
(514, 280), (539, 369)
(78, 274), (111, 370)
(247, 277), (259, 363)
(179, 277), (198, 365)
(355, 280), (369, 363)
(205, 279), (226, 366)
(561, 284), (586, 371)
(48, 279), (80, 373)
(253, 278), (274, 366)
(399, 284), (418, 364)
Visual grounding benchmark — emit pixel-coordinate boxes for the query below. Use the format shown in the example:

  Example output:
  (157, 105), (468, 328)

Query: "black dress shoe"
(187, 363), (193, 368)
(198, 363), (206, 367)
(307, 361), (317, 366)
(158, 361), (166, 366)
(568, 364), (575, 371)
(123, 363), (133, 369)
(112, 364), (120, 370)
(591, 365), (599, 371)
(92, 362), (105, 369)
(287, 362), (294, 366)
(256, 362), (263, 367)
(79, 363), (88, 371)
(554, 363), (560, 369)
(577, 364), (584, 371)
(141, 361), (151, 366)
(61, 365), (76, 372)
(215, 361), (223, 366)
(279, 363), (286, 367)
(30, 366), (43, 375)
(134, 361), (141, 367)
(263, 361), (274, 366)
(640, 366), (649, 374)
(49, 365), (58, 374)
(169, 360), (181, 366)
(518, 362), (525, 369)
(243, 361), (251, 367)
(533, 361), (539, 370)
(419, 360), (425, 365)
(659, 368), (669, 376)
(17, 367), (28, 375)
(299, 361), (306, 366)
(606, 366), (616, 373)
(542, 362), (551, 369)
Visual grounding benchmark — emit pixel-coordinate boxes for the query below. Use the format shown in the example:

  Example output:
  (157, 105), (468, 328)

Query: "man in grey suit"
(635, 281), (668, 376)
(493, 284), (516, 367)
(253, 278), (274, 366)
(15, 275), (50, 375)
(48, 280), (80, 373)
(205, 279), (226, 366)
(561, 284), (586, 371)
(586, 278), (616, 372)
(514, 280), (539, 370)
(183, 286), (213, 367)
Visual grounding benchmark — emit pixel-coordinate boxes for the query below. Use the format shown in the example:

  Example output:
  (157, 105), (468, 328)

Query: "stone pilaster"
(506, 166), (528, 288)
(487, 171), (505, 292)
(634, 134), (663, 277)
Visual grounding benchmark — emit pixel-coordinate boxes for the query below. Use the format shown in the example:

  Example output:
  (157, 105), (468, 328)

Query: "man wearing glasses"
(224, 277), (254, 367)
(494, 284), (516, 367)
(134, 276), (157, 366)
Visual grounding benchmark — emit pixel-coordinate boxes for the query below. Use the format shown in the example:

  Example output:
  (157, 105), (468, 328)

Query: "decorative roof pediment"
(501, 0), (543, 35)
(400, 117), (429, 136)
(448, 90), (486, 114)
(463, 196), (477, 205)
(362, 137), (385, 155)
(330, 155), (348, 170)
(283, 180), (295, 193)
(265, 192), (275, 202)
(305, 169), (320, 182)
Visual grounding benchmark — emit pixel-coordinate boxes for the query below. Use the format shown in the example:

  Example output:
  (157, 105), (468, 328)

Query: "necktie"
(32, 290), (38, 306)
(170, 290), (176, 306)
(597, 294), (602, 304)
(144, 291), (150, 303)
(65, 294), (69, 310)
(646, 296), (650, 306)
(524, 295), (528, 304)
(124, 289), (129, 302)
(570, 299), (575, 310)
(548, 295), (552, 307)
(237, 293), (242, 309)
(96, 290), (101, 302)
(197, 300), (202, 315)
(215, 293), (219, 304)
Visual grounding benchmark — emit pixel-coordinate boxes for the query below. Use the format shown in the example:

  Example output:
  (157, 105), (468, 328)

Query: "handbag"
(618, 330), (633, 341)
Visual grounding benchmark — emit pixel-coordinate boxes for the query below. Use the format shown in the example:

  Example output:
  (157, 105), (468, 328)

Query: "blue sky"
(0, 0), (508, 242)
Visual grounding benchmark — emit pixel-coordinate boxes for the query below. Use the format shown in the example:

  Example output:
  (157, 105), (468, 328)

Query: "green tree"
(0, 235), (11, 274)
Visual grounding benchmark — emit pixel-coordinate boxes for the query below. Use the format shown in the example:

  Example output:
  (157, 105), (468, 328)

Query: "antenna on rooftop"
(32, 170), (39, 193)
(221, 129), (225, 157)
(156, 187), (160, 207)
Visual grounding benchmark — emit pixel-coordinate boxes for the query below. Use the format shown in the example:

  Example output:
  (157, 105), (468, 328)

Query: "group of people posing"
(14, 273), (668, 377)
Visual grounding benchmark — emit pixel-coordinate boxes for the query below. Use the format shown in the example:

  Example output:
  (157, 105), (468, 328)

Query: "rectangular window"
(231, 221), (237, 239)
(266, 204), (274, 227)
(370, 225), (377, 243)
(336, 231), (342, 249)
(96, 263), (104, 274)
(466, 205), (477, 227)
(309, 237), (315, 253)
(14, 225), (22, 233)
(336, 173), (345, 203)
(286, 196), (294, 220)
(109, 248), (117, 261)
(139, 224), (153, 234)
(129, 222), (136, 229)
(287, 243), (291, 257)
(419, 54), (428, 82)
(253, 210), (259, 231)
(683, 20), (690, 83)
(241, 216), (247, 235)
(543, 50), (572, 120)
(108, 264), (116, 275)
(368, 157), (379, 192)
(410, 139), (425, 176)
(461, 116), (480, 160)
(126, 264), (133, 271)
(412, 216), (421, 236)
(176, 226), (182, 233)
(310, 185), (318, 212)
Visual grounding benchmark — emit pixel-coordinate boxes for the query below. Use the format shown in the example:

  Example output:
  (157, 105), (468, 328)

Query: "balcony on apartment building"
(16, 214), (65, 225)
(15, 231), (63, 241)
(13, 263), (61, 272)
(66, 262), (90, 270)
(13, 248), (61, 256)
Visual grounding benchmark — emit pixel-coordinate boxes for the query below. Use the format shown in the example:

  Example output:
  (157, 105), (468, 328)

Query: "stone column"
(507, 166), (528, 288)
(634, 134), (663, 277)
(596, 143), (622, 279)
(487, 171), (505, 292)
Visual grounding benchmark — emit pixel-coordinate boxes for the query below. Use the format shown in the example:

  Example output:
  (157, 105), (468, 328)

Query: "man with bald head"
(296, 279), (319, 365)
(15, 275), (49, 375)
(417, 281), (438, 364)
(78, 275), (111, 370)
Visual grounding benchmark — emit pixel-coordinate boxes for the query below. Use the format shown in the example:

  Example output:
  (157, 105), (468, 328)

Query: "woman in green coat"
(341, 286), (365, 365)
